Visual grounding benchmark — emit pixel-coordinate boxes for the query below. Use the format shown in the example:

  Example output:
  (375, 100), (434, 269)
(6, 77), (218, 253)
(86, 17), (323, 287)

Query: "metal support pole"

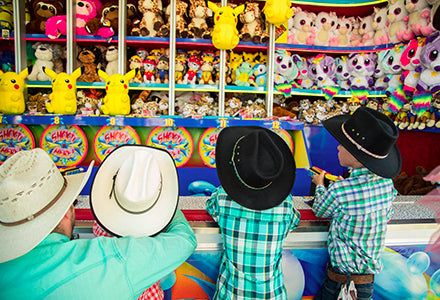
(118, 0), (127, 74)
(168, 0), (176, 115)
(266, 23), (275, 117)
(12, 1), (26, 72)
(66, 1), (77, 74)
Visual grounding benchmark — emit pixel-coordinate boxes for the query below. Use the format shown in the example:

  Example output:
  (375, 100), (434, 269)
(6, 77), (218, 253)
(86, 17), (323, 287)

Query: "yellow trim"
(290, 0), (387, 7)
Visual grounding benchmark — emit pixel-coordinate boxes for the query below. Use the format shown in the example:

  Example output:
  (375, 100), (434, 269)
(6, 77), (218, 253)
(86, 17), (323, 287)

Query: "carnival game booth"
(1, 0), (440, 298)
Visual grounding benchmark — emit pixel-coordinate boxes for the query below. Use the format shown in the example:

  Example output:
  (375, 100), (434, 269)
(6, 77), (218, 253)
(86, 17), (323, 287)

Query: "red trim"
(75, 208), (329, 222)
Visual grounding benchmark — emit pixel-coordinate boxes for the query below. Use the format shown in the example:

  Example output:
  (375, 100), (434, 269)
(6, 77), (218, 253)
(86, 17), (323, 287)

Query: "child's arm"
(312, 183), (339, 218)
(289, 206), (301, 231)
(206, 187), (221, 223)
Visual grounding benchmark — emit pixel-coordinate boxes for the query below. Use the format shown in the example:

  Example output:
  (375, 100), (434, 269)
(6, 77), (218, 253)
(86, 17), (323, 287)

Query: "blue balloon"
(188, 181), (216, 196)
(374, 251), (428, 299)
(160, 271), (176, 290)
(430, 269), (440, 296)
(407, 252), (430, 275)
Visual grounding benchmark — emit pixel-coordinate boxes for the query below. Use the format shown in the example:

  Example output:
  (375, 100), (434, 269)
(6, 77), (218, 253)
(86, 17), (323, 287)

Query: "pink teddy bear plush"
(45, 0), (102, 38)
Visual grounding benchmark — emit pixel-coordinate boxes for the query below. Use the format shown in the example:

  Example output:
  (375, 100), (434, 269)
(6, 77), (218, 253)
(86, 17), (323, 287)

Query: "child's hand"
(312, 171), (325, 186)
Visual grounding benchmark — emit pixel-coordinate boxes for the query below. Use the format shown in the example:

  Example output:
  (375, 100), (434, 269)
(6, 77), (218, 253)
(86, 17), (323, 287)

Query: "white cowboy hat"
(0, 148), (94, 263)
(90, 145), (179, 237)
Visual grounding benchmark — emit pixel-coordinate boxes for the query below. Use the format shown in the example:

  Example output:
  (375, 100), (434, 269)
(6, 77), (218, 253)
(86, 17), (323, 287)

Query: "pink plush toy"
(400, 37), (425, 96)
(387, 0), (413, 43)
(372, 7), (389, 45)
(287, 7), (315, 45)
(406, 0), (435, 37)
(313, 12), (338, 46)
(45, 0), (102, 38)
(335, 16), (352, 47)
(359, 15), (375, 46)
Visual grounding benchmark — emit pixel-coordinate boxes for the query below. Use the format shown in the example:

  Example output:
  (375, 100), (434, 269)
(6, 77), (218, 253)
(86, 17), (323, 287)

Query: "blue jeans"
(314, 266), (374, 300)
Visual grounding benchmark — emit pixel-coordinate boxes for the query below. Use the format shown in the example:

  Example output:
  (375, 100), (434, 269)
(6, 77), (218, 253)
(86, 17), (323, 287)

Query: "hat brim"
(90, 145), (178, 237)
(322, 114), (401, 178)
(216, 126), (296, 210)
(0, 161), (94, 263)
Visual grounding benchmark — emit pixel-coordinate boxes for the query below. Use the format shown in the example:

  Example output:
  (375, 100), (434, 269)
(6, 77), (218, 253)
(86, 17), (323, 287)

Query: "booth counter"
(74, 195), (440, 300)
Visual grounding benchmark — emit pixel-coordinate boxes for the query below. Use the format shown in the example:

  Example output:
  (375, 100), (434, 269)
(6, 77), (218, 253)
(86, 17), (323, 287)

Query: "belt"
(327, 267), (374, 285)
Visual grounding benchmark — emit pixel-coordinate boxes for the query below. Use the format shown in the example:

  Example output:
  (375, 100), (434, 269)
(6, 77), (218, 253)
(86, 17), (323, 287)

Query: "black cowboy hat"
(215, 126), (296, 210)
(322, 107), (401, 178)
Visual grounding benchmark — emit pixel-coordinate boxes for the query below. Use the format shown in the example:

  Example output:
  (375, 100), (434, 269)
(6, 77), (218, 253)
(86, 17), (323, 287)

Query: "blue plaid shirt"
(312, 168), (396, 274)
(206, 187), (301, 300)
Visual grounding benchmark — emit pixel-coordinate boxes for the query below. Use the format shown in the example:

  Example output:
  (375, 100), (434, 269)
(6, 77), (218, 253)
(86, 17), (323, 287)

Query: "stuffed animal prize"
(263, 0), (293, 26)
(98, 69), (138, 115)
(207, 2), (245, 50)
(0, 67), (30, 114)
(44, 67), (83, 115)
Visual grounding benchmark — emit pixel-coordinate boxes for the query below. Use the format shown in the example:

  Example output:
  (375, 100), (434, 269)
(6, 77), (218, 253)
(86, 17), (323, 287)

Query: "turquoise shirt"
(207, 187), (301, 300)
(0, 210), (196, 300)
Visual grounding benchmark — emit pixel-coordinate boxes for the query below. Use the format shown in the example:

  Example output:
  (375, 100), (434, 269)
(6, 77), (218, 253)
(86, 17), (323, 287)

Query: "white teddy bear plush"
(28, 43), (61, 81)
(105, 46), (119, 76)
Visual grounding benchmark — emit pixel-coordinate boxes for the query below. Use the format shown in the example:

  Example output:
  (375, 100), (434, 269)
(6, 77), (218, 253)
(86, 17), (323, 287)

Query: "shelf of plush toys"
(2, 0), (439, 129)
(0, 113), (304, 130)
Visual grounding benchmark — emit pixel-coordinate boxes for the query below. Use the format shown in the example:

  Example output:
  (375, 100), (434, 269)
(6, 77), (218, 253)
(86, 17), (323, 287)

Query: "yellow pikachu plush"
(0, 68), (30, 115)
(98, 69), (138, 115)
(263, 0), (293, 26)
(44, 67), (83, 115)
(207, 2), (245, 50)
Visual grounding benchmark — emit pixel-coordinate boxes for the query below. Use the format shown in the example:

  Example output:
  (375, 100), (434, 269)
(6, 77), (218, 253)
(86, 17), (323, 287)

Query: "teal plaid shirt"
(312, 168), (396, 274)
(206, 187), (301, 300)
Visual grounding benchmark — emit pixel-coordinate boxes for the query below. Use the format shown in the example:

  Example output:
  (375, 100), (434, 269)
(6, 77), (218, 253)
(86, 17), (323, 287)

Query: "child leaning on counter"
(206, 126), (301, 300)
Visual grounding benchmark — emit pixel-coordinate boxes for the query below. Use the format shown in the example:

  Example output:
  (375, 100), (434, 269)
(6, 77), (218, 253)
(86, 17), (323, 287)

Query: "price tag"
(164, 118), (174, 127)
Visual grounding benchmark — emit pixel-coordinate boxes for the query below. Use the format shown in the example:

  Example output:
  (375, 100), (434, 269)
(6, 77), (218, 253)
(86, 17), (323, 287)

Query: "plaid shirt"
(206, 187), (301, 300)
(312, 168), (396, 274)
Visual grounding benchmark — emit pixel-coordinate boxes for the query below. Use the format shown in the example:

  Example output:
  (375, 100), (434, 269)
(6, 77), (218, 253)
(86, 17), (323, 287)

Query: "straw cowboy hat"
(90, 145), (179, 237)
(0, 148), (94, 263)
(215, 126), (296, 210)
(322, 106), (401, 178)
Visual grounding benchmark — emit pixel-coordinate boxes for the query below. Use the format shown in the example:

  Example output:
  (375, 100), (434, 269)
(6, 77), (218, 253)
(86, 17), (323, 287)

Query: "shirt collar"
(37, 233), (70, 247)
(349, 167), (373, 177)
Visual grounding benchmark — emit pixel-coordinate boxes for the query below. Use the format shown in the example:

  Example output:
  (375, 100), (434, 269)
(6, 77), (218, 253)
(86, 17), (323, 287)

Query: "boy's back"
(207, 187), (300, 299)
(207, 126), (300, 300)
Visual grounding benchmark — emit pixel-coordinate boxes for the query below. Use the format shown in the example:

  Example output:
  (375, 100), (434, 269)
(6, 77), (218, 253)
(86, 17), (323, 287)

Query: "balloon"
(407, 252), (430, 275)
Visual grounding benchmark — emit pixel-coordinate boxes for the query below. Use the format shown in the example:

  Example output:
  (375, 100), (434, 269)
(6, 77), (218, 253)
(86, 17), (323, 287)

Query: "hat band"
(341, 123), (388, 159)
(0, 178), (68, 227)
(230, 136), (273, 190)
(110, 173), (161, 214)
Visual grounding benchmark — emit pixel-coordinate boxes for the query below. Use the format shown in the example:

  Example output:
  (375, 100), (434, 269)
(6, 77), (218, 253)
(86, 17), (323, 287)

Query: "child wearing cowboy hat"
(0, 146), (197, 299)
(206, 126), (301, 299)
(311, 107), (401, 300)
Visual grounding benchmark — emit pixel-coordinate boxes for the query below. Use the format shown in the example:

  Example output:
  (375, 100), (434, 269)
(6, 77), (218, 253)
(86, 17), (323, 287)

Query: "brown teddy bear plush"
(26, 0), (65, 34)
(77, 46), (102, 82)
(126, 0), (142, 35)
(86, 0), (119, 39)
(132, 0), (165, 37)
(393, 166), (437, 195)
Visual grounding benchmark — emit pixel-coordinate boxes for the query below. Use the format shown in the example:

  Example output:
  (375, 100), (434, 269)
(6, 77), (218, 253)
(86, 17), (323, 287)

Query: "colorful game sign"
(273, 128), (294, 152)
(94, 125), (140, 163)
(198, 127), (221, 168)
(40, 125), (88, 167)
(0, 124), (35, 164)
(147, 127), (194, 167)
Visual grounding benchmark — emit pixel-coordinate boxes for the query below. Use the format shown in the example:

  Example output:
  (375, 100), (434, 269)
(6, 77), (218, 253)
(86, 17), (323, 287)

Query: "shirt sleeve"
(112, 210), (197, 296)
(312, 184), (338, 218)
(206, 187), (220, 223)
(290, 207), (301, 231)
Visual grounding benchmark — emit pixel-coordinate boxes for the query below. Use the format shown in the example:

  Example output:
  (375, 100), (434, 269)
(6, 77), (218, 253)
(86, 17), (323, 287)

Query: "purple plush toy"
(307, 54), (337, 88)
(417, 32), (440, 93)
(347, 52), (377, 89)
